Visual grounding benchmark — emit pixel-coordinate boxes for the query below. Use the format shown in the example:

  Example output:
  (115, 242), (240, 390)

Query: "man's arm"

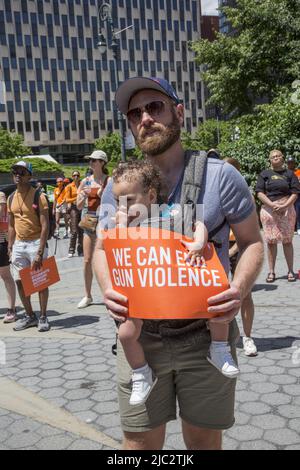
(8, 212), (16, 259)
(208, 210), (264, 323)
(93, 238), (128, 322)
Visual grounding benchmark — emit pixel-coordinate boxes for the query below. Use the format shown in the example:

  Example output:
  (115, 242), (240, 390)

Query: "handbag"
(78, 214), (98, 232)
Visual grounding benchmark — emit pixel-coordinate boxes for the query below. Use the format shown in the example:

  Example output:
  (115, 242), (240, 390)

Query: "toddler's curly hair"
(112, 159), (168, 204)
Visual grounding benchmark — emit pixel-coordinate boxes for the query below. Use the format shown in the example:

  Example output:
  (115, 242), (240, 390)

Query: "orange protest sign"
(103, 227), (229, 319)
(20, 256), (60, 296)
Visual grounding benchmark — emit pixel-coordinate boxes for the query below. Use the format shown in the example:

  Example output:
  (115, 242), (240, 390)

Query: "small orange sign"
(20, 256), (60, 296)
(103, 227), (229, 319)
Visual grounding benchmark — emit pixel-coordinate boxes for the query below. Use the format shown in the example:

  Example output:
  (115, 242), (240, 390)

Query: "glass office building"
(0, 0), (204, 160)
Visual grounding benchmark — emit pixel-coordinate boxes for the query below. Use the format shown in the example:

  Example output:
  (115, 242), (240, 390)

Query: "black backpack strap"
(33, 189), (41, 217)
(179, 151), (227, 246)
(8, 190), (16, 212)
(179, 150), (208, 238)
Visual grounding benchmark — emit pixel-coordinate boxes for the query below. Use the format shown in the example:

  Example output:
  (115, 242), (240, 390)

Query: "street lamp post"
(97, 2), (126, 162)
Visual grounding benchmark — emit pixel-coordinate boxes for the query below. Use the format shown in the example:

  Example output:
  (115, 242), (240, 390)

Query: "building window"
(69, 101), (77, 130)
(23, 101), (31, 132)
(64, 120), (70, 140)
(93, 120), (99, 139)
(39, 101), (47, 131)
(33, 121), (40, 141)
(55, 101), (62, 132)
(79, 120), (85, 139)
(49, 121), (55, 140)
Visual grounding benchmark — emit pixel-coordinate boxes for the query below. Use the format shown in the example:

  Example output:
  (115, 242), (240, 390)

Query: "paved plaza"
(0, 234), (300, 450)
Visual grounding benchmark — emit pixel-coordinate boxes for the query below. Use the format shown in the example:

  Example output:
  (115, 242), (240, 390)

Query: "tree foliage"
(0, 128), (31, 159)
(184, 91), (300, 189)
(94, 132), (142, 163)
(191, 0), (300, 115)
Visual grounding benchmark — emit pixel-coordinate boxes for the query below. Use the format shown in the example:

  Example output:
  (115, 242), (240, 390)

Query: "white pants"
(11, 239), (48, 281)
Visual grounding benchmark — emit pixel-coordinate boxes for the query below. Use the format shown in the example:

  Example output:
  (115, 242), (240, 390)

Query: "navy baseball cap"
(115, 77), (181, 114)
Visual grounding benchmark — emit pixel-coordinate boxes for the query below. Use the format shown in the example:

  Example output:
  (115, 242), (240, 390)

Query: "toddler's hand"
(181, 240), (206, 267)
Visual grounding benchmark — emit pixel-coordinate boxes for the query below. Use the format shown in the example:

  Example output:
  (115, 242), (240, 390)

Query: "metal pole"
(99, 2), (126, 161)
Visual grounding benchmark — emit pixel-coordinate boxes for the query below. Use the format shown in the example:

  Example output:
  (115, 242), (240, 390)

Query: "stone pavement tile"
(0, 431), (11, 444)
(227, 425), (263, 441)
(269, 374), (297, 385)
(36, 435), (74, 450)
(4, 432), (41, 449)
(64, 389), (92, 400)
(250, 414), (286, 430)
(239, 441), (277, 450)
(239, 402), (272, 416)
(90, 390), (118, 402)
(250, 382), (279, 394)
(38, 378), (65, 388)
(68, 439), (104, 450)
(95, 413), (121, 429)
(235, 411), (251, 425)
(282, 385), (300, 396)
(0, 416), (14, 429)
(93, 401), (120, 415)
(261, 392), (292, 406)
(73, 411), (98, 424)
(264, 429), (300, 446)
(288, 418), (300, 433)
(39, 388), (66, 399)
(39, 370), (65, 379)
(65, 399), (95, 413)
(164, 433), (185, 450)
(277, 405), (300, 419)
(223, 436), (239, 450)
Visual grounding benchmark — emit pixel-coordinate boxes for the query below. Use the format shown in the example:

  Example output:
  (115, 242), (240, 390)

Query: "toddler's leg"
(118, 318), (158, 406)
(207, 320), (240, 379)
(118, 318), (145, 370)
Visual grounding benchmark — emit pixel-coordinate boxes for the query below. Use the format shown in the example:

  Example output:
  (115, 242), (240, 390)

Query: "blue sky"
(201, 0), (218, 15)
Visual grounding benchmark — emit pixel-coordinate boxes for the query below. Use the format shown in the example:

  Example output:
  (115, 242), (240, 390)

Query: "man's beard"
(135, 111), (181, 156)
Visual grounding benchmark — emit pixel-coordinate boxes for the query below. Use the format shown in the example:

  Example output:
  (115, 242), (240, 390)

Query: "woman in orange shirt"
(65, 172), (83, 257)
(53, 177), (69, 238)
(76, 151), (109, 309)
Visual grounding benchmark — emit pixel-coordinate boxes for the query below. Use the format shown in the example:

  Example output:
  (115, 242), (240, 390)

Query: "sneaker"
(77, 296), (93, 309)
(243, 337), (257, 356)
(297, 229), (300, 236)
(13, 314), (38, 331)
(38, 317), (50, 332)
(54, 230), (60, 239)
(207, 343), (240, 379)
(63, 232), (69, 239)
(129, 364), (158, 406)
(3, 309), (17, 323)
(68, 253), (74, 258)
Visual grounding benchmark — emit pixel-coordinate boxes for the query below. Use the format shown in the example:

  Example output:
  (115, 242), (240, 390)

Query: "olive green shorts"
(117, 319), (240, 433)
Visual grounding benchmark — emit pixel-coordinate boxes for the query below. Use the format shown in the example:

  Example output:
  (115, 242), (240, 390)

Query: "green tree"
(0, 128), (31, 159)
(94, 132), (142, 164)
(191, 0), (300, 115)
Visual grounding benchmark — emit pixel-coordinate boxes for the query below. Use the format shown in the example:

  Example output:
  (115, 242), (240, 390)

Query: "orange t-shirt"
(294, 169), (300, 181)
(54, 186), (66, 206)
(65, 182), (79, 204)
(8, 187), (49, 241)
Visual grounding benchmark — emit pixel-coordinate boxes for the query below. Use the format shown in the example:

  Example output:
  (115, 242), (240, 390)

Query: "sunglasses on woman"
(126, 100), (168, 124)
(12, 169), (27, 176)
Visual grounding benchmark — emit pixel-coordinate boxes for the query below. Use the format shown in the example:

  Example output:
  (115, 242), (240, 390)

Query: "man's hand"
(207, 284), (241, 324)
(31, 254), (43, 271)
(103, 288), (128, 323)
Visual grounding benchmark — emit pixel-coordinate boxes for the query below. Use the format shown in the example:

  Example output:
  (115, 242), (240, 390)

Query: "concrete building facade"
(0, 0), (204, 160)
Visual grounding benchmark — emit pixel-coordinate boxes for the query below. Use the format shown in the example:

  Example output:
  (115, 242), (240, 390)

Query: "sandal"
(287, 271), (296, 282)
(266, 272), (276, 283)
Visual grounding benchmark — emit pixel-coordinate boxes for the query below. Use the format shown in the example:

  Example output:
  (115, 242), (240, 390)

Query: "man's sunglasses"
(12, 169), (27, 176)
(72, 173), (80, 177)
(127, 100), (167, 124)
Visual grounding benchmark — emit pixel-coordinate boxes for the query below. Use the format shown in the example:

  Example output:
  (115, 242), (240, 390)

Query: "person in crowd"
(256, 149), (300, 282)
(207, 148), (221, 159)
(108, 160), (239, 406)
(65, 171), (83, 258)
(53, 177), (68, 239)
(7, 161), (50, 332)
(0, 191), (16, 323)
(225, 158), (257, 357)
(287, 156), (300, 235)
(36, 181), (46, 193)
(76, 150), (109, 308)
(94, 76), (263, 450)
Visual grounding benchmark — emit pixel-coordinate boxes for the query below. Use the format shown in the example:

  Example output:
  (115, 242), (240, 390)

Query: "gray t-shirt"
(98, 158), (254, 274)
